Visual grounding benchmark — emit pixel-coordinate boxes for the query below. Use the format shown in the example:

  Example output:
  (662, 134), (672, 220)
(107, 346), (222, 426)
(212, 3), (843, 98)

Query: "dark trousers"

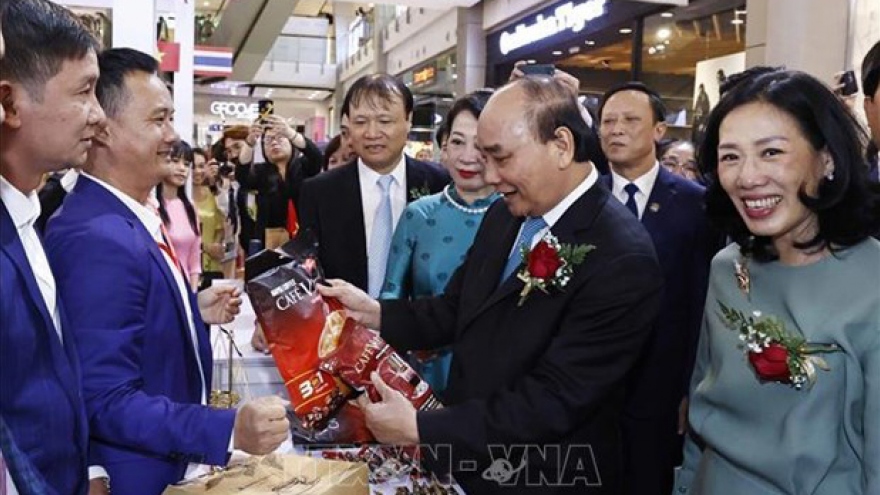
(622, 412), (682, 495)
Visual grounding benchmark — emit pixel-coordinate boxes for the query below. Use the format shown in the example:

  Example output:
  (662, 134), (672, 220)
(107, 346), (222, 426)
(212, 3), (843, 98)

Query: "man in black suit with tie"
(298, 74), (448, 295)
(597, 82), (717, 495)
(320, 76), (663, 494)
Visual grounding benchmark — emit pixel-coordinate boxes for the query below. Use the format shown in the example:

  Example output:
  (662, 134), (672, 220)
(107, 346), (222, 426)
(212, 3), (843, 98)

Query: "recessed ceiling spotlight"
(585, 40), (595, 45)
(657, 27), (671, 40)
(619, 27), (633, 34)
(731, 18), (744, 25)
(568, 46), (580, 54)
(552, 50), (563, 56)
(527, 59), (537, 64)
(648, 47), (657, 55)
(661, 12), (674, 18)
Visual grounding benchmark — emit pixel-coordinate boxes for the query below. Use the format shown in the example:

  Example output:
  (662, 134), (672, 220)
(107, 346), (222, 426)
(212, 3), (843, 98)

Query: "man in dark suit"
(320, 76), (663, 494)
(0, 2), (107, 493)
(44, 48), (289, 495)
(298, 74), (448, 295)
(596, 82), (716, 495)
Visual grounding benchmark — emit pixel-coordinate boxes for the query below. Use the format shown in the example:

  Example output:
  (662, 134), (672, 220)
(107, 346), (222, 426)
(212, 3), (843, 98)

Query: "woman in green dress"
(676, 70), (880, 494)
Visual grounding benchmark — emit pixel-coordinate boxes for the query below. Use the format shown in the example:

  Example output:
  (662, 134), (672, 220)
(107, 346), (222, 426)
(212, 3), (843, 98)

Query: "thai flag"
(194, 45), (233, 77)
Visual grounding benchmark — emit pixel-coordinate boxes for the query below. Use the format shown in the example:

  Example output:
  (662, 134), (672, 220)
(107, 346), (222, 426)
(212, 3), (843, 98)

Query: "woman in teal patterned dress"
(675, 70), (880, 494)
(381, 90), (499, 395)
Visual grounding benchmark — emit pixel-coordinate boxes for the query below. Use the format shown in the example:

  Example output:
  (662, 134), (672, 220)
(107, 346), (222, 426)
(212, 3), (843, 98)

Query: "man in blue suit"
(597, 82), (717, 495)
(44, 48), (290, 495)
(0, 1), (107, 493)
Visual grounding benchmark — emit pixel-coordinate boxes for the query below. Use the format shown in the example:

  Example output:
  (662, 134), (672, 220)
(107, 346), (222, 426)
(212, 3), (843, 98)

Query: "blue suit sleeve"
(46, 221), (235, 466)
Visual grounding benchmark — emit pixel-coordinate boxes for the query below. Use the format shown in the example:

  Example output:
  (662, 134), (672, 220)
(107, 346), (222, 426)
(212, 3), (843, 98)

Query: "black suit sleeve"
(290, 138), (323, 209)
(413, 253), (663, 469)
(297, 177), (320, 245)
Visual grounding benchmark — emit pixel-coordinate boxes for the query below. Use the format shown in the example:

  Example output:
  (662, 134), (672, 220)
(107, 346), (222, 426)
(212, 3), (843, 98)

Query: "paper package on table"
(162, 453), (369, 494)
(245, 231), (441, 445)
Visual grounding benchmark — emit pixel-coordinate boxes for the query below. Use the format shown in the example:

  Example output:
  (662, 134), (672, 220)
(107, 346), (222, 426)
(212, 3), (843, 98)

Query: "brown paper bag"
(162, 454), (369, 494)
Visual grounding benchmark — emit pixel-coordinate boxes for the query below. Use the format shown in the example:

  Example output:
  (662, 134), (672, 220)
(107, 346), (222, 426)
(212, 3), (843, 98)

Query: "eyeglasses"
(264, 134), (289, 144)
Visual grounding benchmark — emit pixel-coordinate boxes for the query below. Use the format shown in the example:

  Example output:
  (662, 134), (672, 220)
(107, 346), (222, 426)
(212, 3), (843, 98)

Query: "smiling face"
(717, 101), (831, 254)
(478, 86), (569, 217)
(2, 51), (105, 173)
(106, 71), (178, 190)
(348, 93), (411, 173)
(164, 155), (189, 189)
(445, 111), (491, 196)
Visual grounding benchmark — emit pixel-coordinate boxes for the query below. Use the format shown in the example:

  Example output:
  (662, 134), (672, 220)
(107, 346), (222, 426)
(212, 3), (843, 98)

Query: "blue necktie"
(624, 182), (640, 218)
(368, 175), (395, 297)
(500, 216), (548, 284)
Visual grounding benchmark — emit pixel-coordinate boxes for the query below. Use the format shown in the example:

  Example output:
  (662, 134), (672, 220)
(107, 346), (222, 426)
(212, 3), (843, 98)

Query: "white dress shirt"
(610, 161), (660, 220)
(0, 176), (62, 341)
(358, 154), (407, 248)
(508, 164), (600, 257)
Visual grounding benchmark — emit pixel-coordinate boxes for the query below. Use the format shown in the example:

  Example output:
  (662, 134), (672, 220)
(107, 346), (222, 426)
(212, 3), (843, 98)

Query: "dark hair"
(720, 66), (784, 97)
(223, 125), (249, 141)
(192, 147), (208, 163)
(508, 77), (600, 163)
(598, 81), (666, 123)
(0, 0), (100, 100)
(156, 140), (200, 236)
(446, 90), (493, 136)
(434, 123), (449, 148)
(342, 73), (414, 117)
(862, 40), (880, 97)
(699, 69), (880, 262)
(211, 138), (227, 163)
(96, 48), (159, 118)
(322, 135), (342, 171)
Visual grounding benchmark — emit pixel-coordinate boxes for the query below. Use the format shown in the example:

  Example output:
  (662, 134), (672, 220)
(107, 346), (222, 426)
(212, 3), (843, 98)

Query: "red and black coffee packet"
(245, 231), (440, 444)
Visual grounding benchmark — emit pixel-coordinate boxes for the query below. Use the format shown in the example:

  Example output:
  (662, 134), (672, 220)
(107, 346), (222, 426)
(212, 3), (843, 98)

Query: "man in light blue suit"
(0, 1), (107, 493)
(44, 48), (290, 495)
(597, 82), (719, 495)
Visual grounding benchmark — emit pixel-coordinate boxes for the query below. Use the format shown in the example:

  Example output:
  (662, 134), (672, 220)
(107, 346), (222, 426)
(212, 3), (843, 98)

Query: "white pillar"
(745, 0), (849, 85)
(111, 0), (155, 54)
(172, 0), (195, 143)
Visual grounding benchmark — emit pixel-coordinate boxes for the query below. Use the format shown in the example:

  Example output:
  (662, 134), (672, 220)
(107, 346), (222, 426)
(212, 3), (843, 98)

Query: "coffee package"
(245, 232), (440, 444)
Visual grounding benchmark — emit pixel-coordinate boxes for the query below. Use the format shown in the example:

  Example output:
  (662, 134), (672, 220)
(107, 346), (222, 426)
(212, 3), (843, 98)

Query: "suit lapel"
(341, 164), (369, 290)
(0, 202), (82, 419)
(641, 167), (677, 234)
(405, 157), (428, 203)
(460, 212), (521, 327)
(463, 184), (608, 327)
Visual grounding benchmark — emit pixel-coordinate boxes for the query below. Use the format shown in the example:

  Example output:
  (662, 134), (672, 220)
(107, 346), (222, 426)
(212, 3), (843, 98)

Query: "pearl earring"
(825, 170), (835, 181)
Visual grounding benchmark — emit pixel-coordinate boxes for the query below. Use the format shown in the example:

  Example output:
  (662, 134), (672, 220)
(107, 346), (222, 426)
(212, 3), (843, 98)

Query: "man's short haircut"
(597, 81), (667, 123)
(508, 77), (601, 163)
(862, 40), (880, 97)
(0, 0), (100, 100)
(223, 125), (249, 141)
(96, 48), (160, 119)
(342, 74), (414, 117)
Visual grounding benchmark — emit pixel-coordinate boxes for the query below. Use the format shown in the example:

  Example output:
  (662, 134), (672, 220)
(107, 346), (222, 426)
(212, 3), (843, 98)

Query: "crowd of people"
(1, 1), (879, 495)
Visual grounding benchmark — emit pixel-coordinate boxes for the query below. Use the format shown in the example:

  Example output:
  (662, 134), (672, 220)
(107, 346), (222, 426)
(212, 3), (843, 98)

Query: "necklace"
(442, 185), (491, 215)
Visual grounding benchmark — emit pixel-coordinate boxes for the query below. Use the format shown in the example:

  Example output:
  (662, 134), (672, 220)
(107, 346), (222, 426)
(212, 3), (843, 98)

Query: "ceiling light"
(648, 47), (656, 55)
(664, 40), (670, 45)
(585, 40), (596, 45)
(731, 18), (744, 25)
(657, 27), (671, 40)
(661, 12), (674, 18)
(735, 9), (747, 15)
(656, 44), (665, 51)
(619, 28), (633, 34)
(203, 1), (210, 5)
(526, 59), (537, 64)
(568, 46), (580, 54)
(552, 50), (563, 55)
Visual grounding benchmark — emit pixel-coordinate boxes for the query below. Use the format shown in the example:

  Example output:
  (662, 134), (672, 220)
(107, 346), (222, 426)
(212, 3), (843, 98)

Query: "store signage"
(413, 64), (437, 86)
(498, 0), (607, 55)
(210, 101), (258, 119)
